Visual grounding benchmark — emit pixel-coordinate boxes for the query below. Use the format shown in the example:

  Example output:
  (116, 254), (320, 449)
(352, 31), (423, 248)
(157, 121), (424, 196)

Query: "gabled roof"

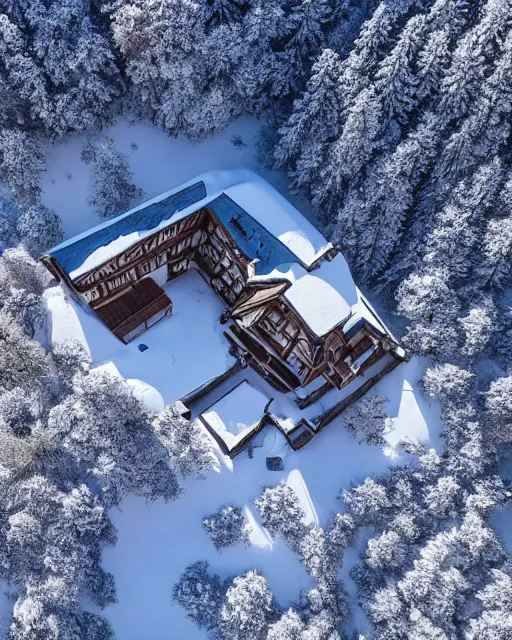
(45, 170), (332, 280)
(49, 180), (207, 277)
(44, 169), (365, 339)
(208, 193), (297, 276)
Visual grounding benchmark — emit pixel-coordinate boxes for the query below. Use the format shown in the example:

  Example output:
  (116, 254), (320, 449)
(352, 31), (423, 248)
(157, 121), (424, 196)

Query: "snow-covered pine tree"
(202, 505), (250, 551)
(16, 203), (63, 257)
(254, 481), (307, 550)
(219, 569), (277, 640)
(81, 137), (143, 219)
(273, 48), (344, 177)
(153, 404), (216, 479)
(0, 128), (45, 204)
(172, 560), (228, 630)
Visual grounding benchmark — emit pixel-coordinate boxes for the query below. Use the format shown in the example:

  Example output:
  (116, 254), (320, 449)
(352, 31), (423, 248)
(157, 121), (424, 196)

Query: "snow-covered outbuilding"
(42, 170), (406, 454)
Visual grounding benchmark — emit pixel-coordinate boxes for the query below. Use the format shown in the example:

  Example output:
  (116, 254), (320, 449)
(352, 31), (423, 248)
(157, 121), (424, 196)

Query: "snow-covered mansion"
(42, 170), (406, 456)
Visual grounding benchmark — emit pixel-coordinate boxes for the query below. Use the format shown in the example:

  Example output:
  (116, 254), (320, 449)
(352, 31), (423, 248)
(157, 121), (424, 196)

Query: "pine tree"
(81, 137), (143, 219)
(274, 48), (344, 175)
(0, 128), (45, 204)
(219, 570), (277, 640)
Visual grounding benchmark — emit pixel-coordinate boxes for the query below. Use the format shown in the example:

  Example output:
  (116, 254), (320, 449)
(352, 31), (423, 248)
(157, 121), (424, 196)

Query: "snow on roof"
(222, 174), (331, 265)
(200, 381), (269, 451)
(46, 169), (333, 280)
(45, 168), (364, 338)
(251, 254), (358, 337)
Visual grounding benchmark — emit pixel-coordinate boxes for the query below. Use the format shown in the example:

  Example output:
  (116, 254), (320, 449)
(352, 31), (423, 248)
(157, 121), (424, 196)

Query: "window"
(258, 306), (300, 357)
(287, 352), (310, 381)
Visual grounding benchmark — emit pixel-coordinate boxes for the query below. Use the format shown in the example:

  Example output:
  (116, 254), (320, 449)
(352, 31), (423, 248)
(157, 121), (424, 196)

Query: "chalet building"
(42, 170), (406, 455)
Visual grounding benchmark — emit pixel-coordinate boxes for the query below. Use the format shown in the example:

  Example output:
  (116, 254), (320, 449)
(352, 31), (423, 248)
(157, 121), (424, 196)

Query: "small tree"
(342, 478), (390, 527)
(16, 203), (63, 258)
(299, 527), (330, 580)
(153, 404), (216, 479)
(485, 376), (512, 444)
(202, 505), (250, 551)
(343, 395), (391, 446)
(81, 138), (143, 219)
(173, 561), (227, 631)
(0, 246), (53, 296)
(422, 363), (474, 401)
(0, 129), (46, 204)
(219, 570), (277, 640)
(254, 481), (307, 551)
(52, 340), (92, 389)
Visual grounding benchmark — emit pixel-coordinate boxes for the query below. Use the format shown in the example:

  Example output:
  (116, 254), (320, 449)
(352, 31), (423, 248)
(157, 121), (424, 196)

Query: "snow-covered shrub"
(299, 577), (350, 637)
(423, 475), (461, 518)
(0, 311), (50, 392)
(2, 288), (46, 338)
(202, 505), (250, 551)
(48, 370), (180, 506)
(16, 203), (63, 258)
(299, 527), (330, 580)
(0, 387), (38, 437)
(81, 138), (143, 219)
(52, 340), (92, 386)
(422, 363), (474, 401)
(0, 129), (45, 204)
(342, 478), (390, 527)
(0, 246), (53, 297)
(254, 481), (307, 550)
(458, 306), (495, 358)
(466, 568), (512, 640)
(173, 561), (227, 631)
(343, 395), (391, 446)
(326, 512), (355, 563)
(219, 569), (277, 640)
(153, 404), (216, 479)
(485, 375), (512, 444)
(365, 530), (409, 576)
(267, 609), (305, 640)
(4, 476), (116, 639)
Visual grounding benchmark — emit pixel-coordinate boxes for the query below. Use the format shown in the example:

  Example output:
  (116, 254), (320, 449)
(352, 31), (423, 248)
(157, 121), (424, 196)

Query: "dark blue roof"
(209, 194), (297, 275)
(48, 181), (207, 275)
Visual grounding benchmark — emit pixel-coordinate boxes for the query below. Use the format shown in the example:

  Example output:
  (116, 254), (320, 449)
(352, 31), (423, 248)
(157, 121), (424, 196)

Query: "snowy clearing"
(98, 355), (443, 640)
(42, 117), (444, 639)
(41, 116), (316, 243)
(46, 268), (235, 402)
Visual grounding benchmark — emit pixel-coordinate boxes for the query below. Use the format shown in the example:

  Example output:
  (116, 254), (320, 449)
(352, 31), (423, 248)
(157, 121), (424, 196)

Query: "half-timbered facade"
(42, 170), (406, 410)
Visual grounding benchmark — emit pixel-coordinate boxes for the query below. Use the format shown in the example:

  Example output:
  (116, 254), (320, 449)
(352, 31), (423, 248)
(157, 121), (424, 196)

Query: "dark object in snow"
(266, 456), (284, 471)
(231, 135), (247, 149)
(138, 343), (148, 352)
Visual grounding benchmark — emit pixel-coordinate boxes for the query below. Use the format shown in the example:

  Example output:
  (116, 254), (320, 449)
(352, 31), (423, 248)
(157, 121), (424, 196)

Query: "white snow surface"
(250, 254), (358, 337)
(41, 117), (446, 640)
(284, 256), (357, 336)
(46, 269), (236, 403)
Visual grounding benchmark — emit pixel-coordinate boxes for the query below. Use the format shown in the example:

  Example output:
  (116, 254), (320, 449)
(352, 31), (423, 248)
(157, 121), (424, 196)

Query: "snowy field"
(46, 268), (236, 402)
(98, 357), (443, 640)
(41, 116), (316, 240)
(42, 116), (445, 639)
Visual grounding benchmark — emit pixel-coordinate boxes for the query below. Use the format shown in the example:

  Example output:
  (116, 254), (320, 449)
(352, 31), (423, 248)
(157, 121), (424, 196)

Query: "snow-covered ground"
(42, 117), (445, 639)
(96, 354), (442, 640)
(41, 116), (316, 241)
(46, 268), (235, 402)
